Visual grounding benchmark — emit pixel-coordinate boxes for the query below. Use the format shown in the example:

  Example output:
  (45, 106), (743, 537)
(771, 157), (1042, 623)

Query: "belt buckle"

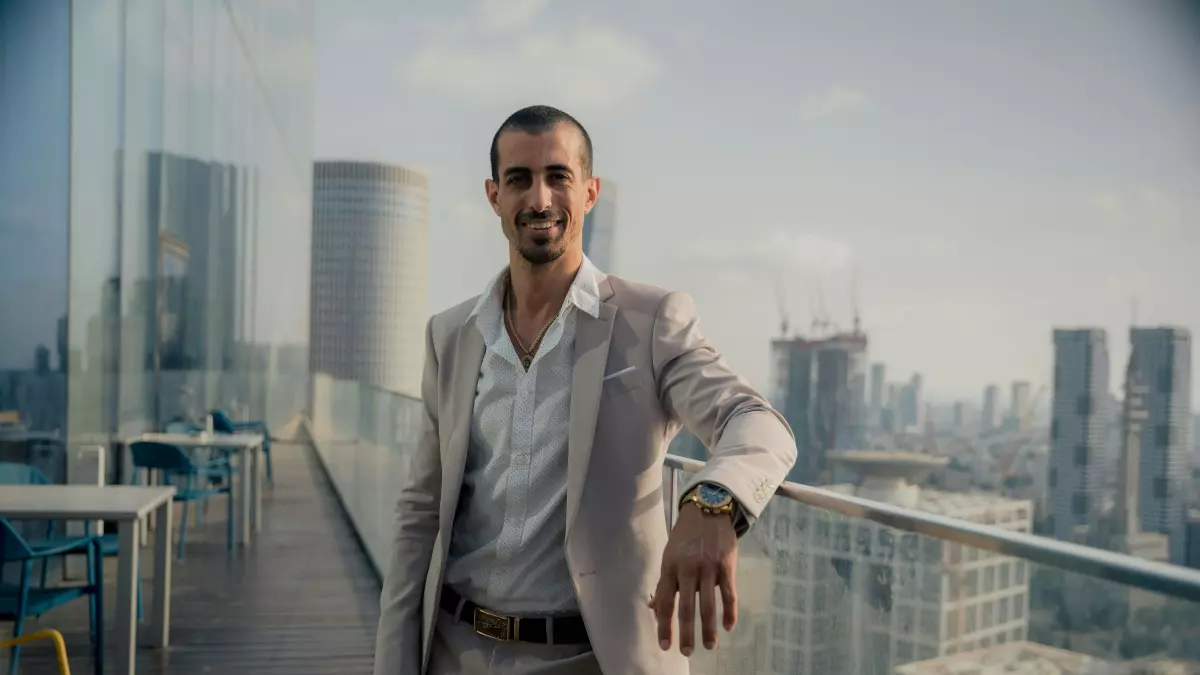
(473, 606), (518, 642)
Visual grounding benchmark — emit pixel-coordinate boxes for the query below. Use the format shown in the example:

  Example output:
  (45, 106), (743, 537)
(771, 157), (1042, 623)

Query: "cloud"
(682, 230), (855, 278)
(477, 0), (548, 34)
(333, 17), (384, 44)
(797, 87), (870, 123)
(1085, 187), (1187, 234)
(401, 1), (664, 115)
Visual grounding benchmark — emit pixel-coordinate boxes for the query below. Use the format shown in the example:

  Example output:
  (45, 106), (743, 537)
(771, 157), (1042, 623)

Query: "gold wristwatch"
(682, 482), (736, 518)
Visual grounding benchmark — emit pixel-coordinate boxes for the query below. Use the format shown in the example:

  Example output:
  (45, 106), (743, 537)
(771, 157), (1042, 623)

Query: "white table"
(129, 432), (264, 545)
(0, 485), (176, 675)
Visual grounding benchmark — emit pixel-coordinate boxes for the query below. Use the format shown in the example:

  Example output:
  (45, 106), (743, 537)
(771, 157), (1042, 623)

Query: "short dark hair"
(489, 105), (593, 182)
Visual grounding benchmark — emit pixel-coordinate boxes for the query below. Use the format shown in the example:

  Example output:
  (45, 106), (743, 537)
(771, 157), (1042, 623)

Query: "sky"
(313, 0), (1200, 402)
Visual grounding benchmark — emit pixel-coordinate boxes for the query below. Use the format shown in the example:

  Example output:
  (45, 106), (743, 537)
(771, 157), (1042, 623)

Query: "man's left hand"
(649, 505), (739, 656)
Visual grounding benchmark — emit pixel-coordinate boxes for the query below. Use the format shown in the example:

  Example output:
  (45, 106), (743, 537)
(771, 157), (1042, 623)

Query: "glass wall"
(0, 0), (71, 480)
(1, 0), (314, 481)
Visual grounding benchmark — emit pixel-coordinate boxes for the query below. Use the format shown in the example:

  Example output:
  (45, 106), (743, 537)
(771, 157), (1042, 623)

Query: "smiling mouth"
(522, 220), (564, 232)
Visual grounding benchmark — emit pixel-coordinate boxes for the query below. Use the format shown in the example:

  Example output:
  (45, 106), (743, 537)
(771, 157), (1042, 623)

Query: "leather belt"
(440, 586), (589, 645)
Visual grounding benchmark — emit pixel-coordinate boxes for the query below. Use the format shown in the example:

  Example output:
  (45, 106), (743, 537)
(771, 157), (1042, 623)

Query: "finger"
(699, 568), (718, 650)
(719, 567), (738, 631)
(652, 575), (677, 651)
(677, 571), (698, 657)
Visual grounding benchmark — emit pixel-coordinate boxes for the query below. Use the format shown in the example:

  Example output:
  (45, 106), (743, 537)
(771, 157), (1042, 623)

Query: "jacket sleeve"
(651, 291), (797, 526)
(374, 317), (442, 675)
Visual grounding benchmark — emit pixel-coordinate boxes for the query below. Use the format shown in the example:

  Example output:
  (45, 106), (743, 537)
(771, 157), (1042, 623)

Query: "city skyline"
(313, 0), (1200, 401)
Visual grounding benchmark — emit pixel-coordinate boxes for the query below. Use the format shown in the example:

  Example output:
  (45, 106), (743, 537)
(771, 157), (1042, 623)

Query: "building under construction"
(770, 330), (868, 485)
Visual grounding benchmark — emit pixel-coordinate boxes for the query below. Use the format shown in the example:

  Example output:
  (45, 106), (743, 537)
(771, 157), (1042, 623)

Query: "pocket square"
(602, 365), (637, 381)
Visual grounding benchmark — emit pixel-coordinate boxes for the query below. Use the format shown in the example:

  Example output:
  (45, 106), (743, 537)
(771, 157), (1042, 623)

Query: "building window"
(1071, 491), (1089, 516)
(1154, 476), (1169, 499)
(1076, 394), (1092, 415)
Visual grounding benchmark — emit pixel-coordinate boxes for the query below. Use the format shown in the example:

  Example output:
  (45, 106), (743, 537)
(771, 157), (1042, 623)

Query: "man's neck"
(507, 251), (582, 321)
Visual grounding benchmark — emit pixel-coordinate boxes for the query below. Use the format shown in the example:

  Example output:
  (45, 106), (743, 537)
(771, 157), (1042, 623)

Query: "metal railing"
(664, 454), (1200, 603)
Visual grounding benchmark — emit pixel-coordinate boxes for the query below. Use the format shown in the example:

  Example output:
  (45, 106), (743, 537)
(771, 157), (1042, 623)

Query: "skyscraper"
(1010, 380), (1032, 431)
(982, 384), (1002, 432)
(1130, 327), (1192, 563)
(770, 332), (868, 485)
(900, 373), (924, 430)
(310, 161), (429, 397)
(869, 362), (886, 429)
(582, 178), (617, 272)
(1047, 329), (1110, 543)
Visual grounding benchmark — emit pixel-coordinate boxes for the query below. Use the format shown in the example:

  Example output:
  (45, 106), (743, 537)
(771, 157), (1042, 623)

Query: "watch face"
(697, 483), (731, 507)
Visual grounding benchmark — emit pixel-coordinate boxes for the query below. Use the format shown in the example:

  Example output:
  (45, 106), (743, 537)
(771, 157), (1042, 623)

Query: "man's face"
(486, 124), (598, 266)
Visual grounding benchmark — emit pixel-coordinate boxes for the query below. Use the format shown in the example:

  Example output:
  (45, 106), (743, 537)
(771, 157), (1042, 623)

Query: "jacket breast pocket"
(602, 366), (644, 400)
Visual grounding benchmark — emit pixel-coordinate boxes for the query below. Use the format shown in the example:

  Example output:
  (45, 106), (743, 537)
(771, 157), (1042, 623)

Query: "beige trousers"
(426, 607), (604, 675)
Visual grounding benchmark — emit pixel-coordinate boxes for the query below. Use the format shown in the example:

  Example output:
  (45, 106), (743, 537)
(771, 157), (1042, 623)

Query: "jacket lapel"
(444, 317), (485, 512)
(566, 279), (616, 540)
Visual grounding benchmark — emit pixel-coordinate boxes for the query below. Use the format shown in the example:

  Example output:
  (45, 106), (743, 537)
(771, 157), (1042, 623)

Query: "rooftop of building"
(895, 641), (1198, 675)
(771, 330), (868, 348)
(826, 482), (1032, 519)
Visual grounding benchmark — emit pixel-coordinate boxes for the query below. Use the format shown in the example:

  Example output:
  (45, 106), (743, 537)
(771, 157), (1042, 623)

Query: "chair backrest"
(164, 420), (194, 435)
(129, 441), (194, 472)
(210, 409), (235, 433)
(0, 463), (51, 561)
(0, 461), (49, 485)
(0, 519), (35, 561)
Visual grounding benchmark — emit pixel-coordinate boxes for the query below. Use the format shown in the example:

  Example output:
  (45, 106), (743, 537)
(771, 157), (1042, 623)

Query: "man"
(373, 105), (796, 675)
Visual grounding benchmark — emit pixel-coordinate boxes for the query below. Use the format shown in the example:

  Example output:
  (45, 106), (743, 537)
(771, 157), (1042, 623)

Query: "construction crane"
(775, 278), (790, 338)
(1022, 383), (1048, 430)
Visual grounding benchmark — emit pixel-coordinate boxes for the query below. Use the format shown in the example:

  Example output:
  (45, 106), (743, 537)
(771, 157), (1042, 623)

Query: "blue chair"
(211, 409), (273, 486)
(162, 420), (238, 528)
(129, 441), (235, 561)
(0, 518), (104, 675)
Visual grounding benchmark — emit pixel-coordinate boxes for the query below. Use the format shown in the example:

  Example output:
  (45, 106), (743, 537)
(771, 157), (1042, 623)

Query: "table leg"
(150, 500), (173, 647)
(139, 469), (150, 542)
(253, 444), (263, 533)
(116, 520), (142, 675)
(238, 447), (251, 546)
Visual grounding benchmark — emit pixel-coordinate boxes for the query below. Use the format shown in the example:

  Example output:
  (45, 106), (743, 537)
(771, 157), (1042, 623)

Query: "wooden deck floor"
(2, 443), (382, 675)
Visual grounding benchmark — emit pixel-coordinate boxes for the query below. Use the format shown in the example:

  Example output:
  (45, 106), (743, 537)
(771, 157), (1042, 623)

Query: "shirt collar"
(469, 255), (603, 323)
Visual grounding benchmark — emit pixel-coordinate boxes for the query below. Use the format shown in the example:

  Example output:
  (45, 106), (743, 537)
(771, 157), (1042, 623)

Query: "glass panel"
(658, 474), (1200, 675)
(68, 0), (123, 450)
(0, 0), (71, 484)
(309, 375), (423, 576)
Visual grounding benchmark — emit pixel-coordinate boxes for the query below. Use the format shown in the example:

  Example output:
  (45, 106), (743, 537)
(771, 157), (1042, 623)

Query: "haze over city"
(314, 0), (1200, 402)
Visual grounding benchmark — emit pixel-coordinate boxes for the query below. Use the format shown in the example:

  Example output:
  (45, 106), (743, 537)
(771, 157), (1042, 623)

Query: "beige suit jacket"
(373, 274), (797, 675)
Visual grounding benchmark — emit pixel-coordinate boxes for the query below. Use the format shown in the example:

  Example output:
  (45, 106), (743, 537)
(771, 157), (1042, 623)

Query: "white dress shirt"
(442, 257), (602, 616)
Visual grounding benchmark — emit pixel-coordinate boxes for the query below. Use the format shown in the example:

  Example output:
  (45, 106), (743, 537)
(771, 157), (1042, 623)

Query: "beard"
(512, 209), (570, 266)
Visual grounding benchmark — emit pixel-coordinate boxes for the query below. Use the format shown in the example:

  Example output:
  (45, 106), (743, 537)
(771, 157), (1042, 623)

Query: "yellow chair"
(0, 629), (70, 675)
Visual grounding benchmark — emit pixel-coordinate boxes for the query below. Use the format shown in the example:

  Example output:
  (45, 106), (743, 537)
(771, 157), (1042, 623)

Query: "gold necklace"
(505, 282), (558, 370)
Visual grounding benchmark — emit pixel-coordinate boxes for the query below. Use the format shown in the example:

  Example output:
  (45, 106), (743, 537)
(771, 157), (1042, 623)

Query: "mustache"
(517, 209), (566, 224)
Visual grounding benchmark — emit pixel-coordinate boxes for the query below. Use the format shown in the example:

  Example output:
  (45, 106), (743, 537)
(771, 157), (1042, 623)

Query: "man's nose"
(529, 178), (553, 212)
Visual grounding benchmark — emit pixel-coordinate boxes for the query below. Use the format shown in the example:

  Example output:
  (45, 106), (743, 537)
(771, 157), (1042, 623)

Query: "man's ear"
(485, 178), (500, 215)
